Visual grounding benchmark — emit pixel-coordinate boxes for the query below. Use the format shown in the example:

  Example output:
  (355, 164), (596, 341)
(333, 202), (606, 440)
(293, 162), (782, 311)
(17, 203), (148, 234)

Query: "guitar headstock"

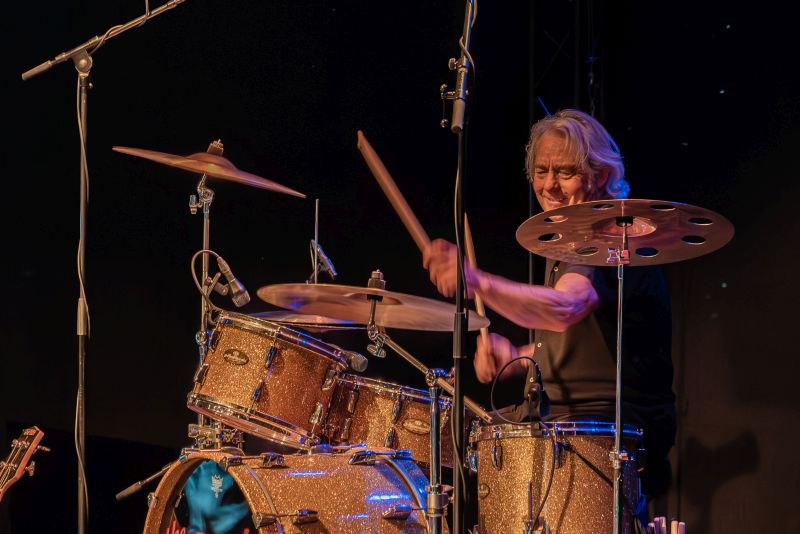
(0, 426), (47, 502)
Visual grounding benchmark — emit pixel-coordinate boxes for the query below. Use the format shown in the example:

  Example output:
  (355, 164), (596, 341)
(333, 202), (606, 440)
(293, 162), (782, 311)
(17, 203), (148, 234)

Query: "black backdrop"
(2, 1), (799, 532)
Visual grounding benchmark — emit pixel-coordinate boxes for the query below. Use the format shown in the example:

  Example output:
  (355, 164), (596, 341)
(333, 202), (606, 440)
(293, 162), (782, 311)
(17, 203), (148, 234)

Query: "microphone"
(342, 350), (368, 372)
(216, 256), (250, 307)
(311, 240), (337, 279)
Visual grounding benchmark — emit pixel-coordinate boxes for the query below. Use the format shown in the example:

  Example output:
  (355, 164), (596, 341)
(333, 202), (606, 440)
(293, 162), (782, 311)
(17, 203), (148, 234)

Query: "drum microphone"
(311, 239), (337, 279)
(216, 256), (251, 307)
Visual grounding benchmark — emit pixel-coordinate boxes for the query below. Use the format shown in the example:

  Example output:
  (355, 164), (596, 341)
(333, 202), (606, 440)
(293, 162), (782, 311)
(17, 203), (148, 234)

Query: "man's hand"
(422, 238), (477, 298)
(474, 332), (530, 384)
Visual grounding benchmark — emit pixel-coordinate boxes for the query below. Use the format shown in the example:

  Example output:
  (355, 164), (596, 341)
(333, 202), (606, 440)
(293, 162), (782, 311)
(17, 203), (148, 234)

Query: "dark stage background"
(2, 1), (798, 532)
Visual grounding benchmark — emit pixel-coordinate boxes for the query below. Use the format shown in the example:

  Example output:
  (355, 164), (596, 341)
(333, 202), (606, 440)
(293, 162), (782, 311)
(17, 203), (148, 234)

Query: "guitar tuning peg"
(25, 461), (36, 476)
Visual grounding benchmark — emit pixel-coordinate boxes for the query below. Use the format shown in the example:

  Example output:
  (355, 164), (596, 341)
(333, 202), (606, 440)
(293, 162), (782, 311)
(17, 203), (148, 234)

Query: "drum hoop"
(337, 373), (453, 408)
(470, 421), (643, 443)
(216, 310), (349, 367)
(187, 393), (317, 448)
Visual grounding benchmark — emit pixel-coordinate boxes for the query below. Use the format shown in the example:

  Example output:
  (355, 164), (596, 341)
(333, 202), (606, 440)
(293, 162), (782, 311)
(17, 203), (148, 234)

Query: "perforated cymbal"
(112, 146), (306, 198)
(516, 199), (734, 266)
(256, 283), (490, 331)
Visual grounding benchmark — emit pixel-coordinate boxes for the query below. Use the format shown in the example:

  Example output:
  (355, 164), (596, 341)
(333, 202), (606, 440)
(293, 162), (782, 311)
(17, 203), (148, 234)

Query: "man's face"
(531, 130), (595, 212)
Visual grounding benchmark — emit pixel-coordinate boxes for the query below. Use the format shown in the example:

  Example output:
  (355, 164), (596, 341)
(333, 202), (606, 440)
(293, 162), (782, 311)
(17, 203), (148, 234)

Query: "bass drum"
(470, 422), (643, 534)
(143, 447), (445, 534)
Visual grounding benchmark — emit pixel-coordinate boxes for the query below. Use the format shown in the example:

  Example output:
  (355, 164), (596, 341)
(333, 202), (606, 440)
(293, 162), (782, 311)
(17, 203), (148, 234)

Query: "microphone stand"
(440, 1), (475, 531)
(20, 4), (188, 533)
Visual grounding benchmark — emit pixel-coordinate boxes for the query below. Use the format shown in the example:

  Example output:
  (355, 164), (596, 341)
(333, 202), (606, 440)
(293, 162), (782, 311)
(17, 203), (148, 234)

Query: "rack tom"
(324, 374), (455, 468)
(187, 311), (348, 449)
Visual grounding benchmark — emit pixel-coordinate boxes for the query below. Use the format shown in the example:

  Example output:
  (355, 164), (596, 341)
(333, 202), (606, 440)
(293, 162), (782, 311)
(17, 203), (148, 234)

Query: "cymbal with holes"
(112, 146), (306, 198)
(516, 199), (734, 266)
(256, 283), (490, 331)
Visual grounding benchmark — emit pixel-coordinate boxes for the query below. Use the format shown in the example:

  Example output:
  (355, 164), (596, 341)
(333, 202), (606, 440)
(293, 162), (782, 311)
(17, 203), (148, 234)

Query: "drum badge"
(211, 474), (223, 498)
(223, 348), (249, 365)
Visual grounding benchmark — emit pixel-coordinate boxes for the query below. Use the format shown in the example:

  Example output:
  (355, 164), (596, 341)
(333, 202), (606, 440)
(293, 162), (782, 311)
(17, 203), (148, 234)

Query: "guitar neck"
(0, 426), (45, 502)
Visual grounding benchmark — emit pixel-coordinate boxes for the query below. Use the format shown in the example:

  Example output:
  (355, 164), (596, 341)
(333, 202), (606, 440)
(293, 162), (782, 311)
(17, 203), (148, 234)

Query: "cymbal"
(516, 199), (734, 266)
(256, 283), (491, 332)
(249, 310), (365, 332)
(112, 146), (306, 198)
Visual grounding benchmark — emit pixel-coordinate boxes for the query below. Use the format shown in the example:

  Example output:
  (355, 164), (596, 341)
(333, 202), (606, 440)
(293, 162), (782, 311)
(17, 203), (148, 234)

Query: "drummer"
(423, 109), (676, 500)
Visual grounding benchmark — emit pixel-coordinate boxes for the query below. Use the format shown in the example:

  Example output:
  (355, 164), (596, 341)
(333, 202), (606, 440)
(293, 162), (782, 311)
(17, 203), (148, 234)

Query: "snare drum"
(470, 422), (643, 534)
(143, 447), (442, 533)
(187, 311), (348, 449)
(324, 374), (455, 468)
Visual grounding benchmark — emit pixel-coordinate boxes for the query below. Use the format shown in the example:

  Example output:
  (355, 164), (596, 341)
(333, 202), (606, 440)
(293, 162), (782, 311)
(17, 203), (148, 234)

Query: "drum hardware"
(257, 452), (287, 469)
(349, 449), (414, 466)
(425, 367), (451, 534)
(115, 458), (181, 502)
(253, 508), (319, 527)
(187, 423), (243, 450)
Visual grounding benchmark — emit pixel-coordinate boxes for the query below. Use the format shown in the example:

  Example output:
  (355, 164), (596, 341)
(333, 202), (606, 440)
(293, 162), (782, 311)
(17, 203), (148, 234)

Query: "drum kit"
(110, 139), (732, 534)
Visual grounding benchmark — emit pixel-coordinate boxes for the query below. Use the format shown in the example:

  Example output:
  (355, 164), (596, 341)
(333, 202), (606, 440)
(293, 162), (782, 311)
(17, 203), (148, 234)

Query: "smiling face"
(531, 130), (600, 212)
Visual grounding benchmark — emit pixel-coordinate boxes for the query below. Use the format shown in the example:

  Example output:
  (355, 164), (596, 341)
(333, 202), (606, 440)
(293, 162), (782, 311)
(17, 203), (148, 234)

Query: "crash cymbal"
(256, 283), (490, 331)
(516, 199), (734, 266)
(249, 310), (365, 332)
(112, 146), (306, 198)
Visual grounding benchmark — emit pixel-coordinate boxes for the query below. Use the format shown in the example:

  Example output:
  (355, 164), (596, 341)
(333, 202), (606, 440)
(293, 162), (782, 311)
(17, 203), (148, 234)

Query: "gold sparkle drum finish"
(187, 311), (348, 449)
(142, 447), (444, 533)
(324, 374), (455, 469)
(470, 422), (643, 534)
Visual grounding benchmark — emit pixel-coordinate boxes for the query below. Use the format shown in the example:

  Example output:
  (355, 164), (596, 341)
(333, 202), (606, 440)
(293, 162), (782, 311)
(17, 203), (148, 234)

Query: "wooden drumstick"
(356, 130), (431, 252)
(464, 213), (490, 347)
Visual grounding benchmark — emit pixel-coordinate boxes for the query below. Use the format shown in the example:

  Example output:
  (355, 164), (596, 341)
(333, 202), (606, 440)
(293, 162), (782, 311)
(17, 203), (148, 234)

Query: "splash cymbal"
(256, 283), (490, 331)
(516, 199), (734, 266)
(113, 146), (306, 198)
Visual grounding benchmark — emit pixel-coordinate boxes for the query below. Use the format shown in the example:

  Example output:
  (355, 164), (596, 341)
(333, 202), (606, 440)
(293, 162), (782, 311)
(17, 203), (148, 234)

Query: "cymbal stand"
(610, 213), (632, 534)
(189, 140), (224, 439)
(425, 368), (450, 534)
(362, 271), (492, 533)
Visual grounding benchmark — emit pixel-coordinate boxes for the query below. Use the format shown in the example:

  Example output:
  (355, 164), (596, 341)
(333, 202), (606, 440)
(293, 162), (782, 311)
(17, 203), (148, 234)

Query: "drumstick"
(356, 130), (431, 252)
(464, 213), (490, 347)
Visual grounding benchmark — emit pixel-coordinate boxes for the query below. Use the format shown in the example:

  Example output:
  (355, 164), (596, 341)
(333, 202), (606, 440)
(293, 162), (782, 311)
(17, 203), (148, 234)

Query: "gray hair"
(525, 109), (630, 199)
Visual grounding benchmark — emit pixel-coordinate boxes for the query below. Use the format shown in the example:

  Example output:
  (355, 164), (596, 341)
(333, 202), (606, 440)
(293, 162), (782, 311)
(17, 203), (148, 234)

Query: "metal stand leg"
(425, 369), (450, 534)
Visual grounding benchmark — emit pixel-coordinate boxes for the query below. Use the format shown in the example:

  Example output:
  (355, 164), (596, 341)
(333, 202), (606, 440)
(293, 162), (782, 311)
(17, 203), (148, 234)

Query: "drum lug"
(322, 367), (337, 391)
(146, 492), (158, 509)
(308, 402), (324, 426)
(339, 417), (352, 441)
(291, 509), (319, 525)
(252, 512), (278, 527)
(382, 503), (413, 521)
(219, 455), (242, 471)
(346, 389), (360, 413)
(193, 363), (209, 386)
(252, 379), (265, 402)
(491, 437), (503, 470)
(391, 397), (403, 423)
(264, 344), (277, 367)
(350, 449), (412, 466)
(208, 327), (221, 351)
(259, 452), (287, 468)
(523, 516), (548, 533)
(384, 427), (397, 449)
